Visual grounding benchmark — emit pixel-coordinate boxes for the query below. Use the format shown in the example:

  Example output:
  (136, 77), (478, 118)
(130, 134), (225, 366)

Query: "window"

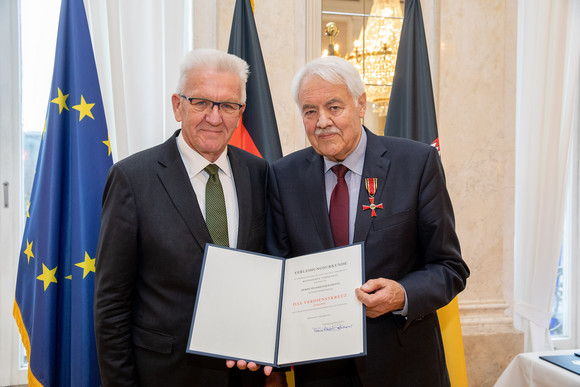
(321, 0), (404, 135)
(22, 0), (60, 207)
(0, 0), (59, 384)
(551, 122), (579, 349)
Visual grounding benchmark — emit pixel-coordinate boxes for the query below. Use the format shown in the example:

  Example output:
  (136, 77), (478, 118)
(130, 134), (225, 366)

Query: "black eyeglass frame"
(179, 95), (243, 112)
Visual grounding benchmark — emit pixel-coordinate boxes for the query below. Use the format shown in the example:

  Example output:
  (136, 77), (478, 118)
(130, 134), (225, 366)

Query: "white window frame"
(0, 0), (27, 384)
(552, 117), (580, 350)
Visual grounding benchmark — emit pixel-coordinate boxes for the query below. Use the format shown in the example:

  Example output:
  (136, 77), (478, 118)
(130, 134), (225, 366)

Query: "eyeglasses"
(179, 95), (243, 117)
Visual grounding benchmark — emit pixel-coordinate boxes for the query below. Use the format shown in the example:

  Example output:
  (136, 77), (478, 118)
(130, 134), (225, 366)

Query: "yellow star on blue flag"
(51, 87), (70, 114)
(37, 264), (58, 291)
(72, 95), (95, 121)
(102, 134), (112, 156)
(75, 252), (96, 278)
(23, 240), (35, 264)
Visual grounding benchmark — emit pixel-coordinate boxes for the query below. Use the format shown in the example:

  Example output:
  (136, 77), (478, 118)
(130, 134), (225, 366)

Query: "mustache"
(314, 127), (340, 136)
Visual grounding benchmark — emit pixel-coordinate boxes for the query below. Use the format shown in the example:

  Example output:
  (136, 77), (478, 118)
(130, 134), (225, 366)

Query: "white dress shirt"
(176, 133), (239, 248)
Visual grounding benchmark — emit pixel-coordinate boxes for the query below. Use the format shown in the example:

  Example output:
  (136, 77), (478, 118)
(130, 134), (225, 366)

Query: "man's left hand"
(355, 278), (405, 318)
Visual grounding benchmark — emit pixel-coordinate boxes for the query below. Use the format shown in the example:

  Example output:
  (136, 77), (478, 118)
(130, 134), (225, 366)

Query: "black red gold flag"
(228, 0), (283, 163)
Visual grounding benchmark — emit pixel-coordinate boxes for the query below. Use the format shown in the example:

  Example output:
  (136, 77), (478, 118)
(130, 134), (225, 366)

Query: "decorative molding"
(305, 0), (322, 62)
(459, 300), (518, 335)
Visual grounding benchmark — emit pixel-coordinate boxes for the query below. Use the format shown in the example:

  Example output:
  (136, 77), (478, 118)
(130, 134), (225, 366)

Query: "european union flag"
(13, 0), (111, 385)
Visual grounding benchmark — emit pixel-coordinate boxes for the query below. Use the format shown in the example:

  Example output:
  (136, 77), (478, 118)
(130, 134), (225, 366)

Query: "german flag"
(228, 0), (283, 163)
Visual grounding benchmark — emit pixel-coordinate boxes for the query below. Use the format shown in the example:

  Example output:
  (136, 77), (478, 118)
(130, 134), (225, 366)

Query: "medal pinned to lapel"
(362, 178), (383, 217)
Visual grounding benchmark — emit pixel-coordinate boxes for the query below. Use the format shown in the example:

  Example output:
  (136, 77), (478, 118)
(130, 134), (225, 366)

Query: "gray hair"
(175, 48), (250, 103)
(291, 56), (365, 105)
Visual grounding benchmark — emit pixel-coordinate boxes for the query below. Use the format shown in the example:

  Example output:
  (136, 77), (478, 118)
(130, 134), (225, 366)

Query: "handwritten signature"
(313, 324), (353, 333)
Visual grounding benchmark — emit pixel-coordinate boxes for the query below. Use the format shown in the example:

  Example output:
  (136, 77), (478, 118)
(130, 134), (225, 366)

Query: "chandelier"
(344, 0), (403, 116)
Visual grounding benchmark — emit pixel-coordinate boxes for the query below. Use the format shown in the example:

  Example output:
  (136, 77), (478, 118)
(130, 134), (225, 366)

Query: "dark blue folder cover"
(539, 354), (580, 376)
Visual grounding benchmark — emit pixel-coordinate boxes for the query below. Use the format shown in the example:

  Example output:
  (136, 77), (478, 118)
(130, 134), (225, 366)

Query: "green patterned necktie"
(204, 164), (229, 247)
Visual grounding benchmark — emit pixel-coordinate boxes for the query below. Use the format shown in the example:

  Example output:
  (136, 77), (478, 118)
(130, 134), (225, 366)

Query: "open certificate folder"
(187, 243), (366, 367)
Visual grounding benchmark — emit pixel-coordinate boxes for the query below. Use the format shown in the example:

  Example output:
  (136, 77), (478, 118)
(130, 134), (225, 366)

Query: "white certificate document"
(187, 243), (366, 367)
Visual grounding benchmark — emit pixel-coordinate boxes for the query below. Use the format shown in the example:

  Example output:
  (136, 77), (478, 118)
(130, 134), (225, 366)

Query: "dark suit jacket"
(267, 128), (469, 387)
(94, 130), (269, 387)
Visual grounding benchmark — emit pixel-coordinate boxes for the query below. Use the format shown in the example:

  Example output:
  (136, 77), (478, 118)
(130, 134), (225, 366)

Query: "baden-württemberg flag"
(13, 0), (111, 385)
(384, 1), (466, 386)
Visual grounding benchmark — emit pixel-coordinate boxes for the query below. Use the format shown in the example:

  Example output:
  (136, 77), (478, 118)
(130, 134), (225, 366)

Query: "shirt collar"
(176, 131), (232, 177)
(323, 127), (367, 175)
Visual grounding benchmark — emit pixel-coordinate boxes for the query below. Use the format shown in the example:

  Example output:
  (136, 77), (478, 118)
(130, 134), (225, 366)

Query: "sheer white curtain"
(513, 0), (580, 352)
(83, 0), (195, 161)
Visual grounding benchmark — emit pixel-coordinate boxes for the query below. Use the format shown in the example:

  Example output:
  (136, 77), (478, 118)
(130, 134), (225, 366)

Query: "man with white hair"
(94, 49), (272, 386)
(266, 56), (469, 386)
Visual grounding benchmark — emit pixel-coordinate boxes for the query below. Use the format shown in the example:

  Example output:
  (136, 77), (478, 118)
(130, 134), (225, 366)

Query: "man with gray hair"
(94, 49), (272, 386)
(266, 55), (469, 386)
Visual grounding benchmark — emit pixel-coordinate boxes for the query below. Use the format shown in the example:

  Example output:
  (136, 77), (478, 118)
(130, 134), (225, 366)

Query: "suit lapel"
(304, 150), (335, 249)
(354, 129), (390, 243)
(156, 132), (212, 250)
(228, 147), (252, 250)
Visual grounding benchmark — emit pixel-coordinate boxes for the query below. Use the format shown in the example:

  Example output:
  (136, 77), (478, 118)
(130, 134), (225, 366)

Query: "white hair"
(175, 48), (250, 103)
(291, 56), (365, 105)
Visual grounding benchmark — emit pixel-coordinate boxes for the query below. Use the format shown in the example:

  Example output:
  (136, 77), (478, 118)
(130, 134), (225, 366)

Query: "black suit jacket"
(94, 130), (268, 386)
(267, 128), (469, 387)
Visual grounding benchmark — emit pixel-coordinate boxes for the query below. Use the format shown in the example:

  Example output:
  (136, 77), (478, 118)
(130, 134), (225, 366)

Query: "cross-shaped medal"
(362, 178), (383, 217)
(362, 197), (383, 217)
